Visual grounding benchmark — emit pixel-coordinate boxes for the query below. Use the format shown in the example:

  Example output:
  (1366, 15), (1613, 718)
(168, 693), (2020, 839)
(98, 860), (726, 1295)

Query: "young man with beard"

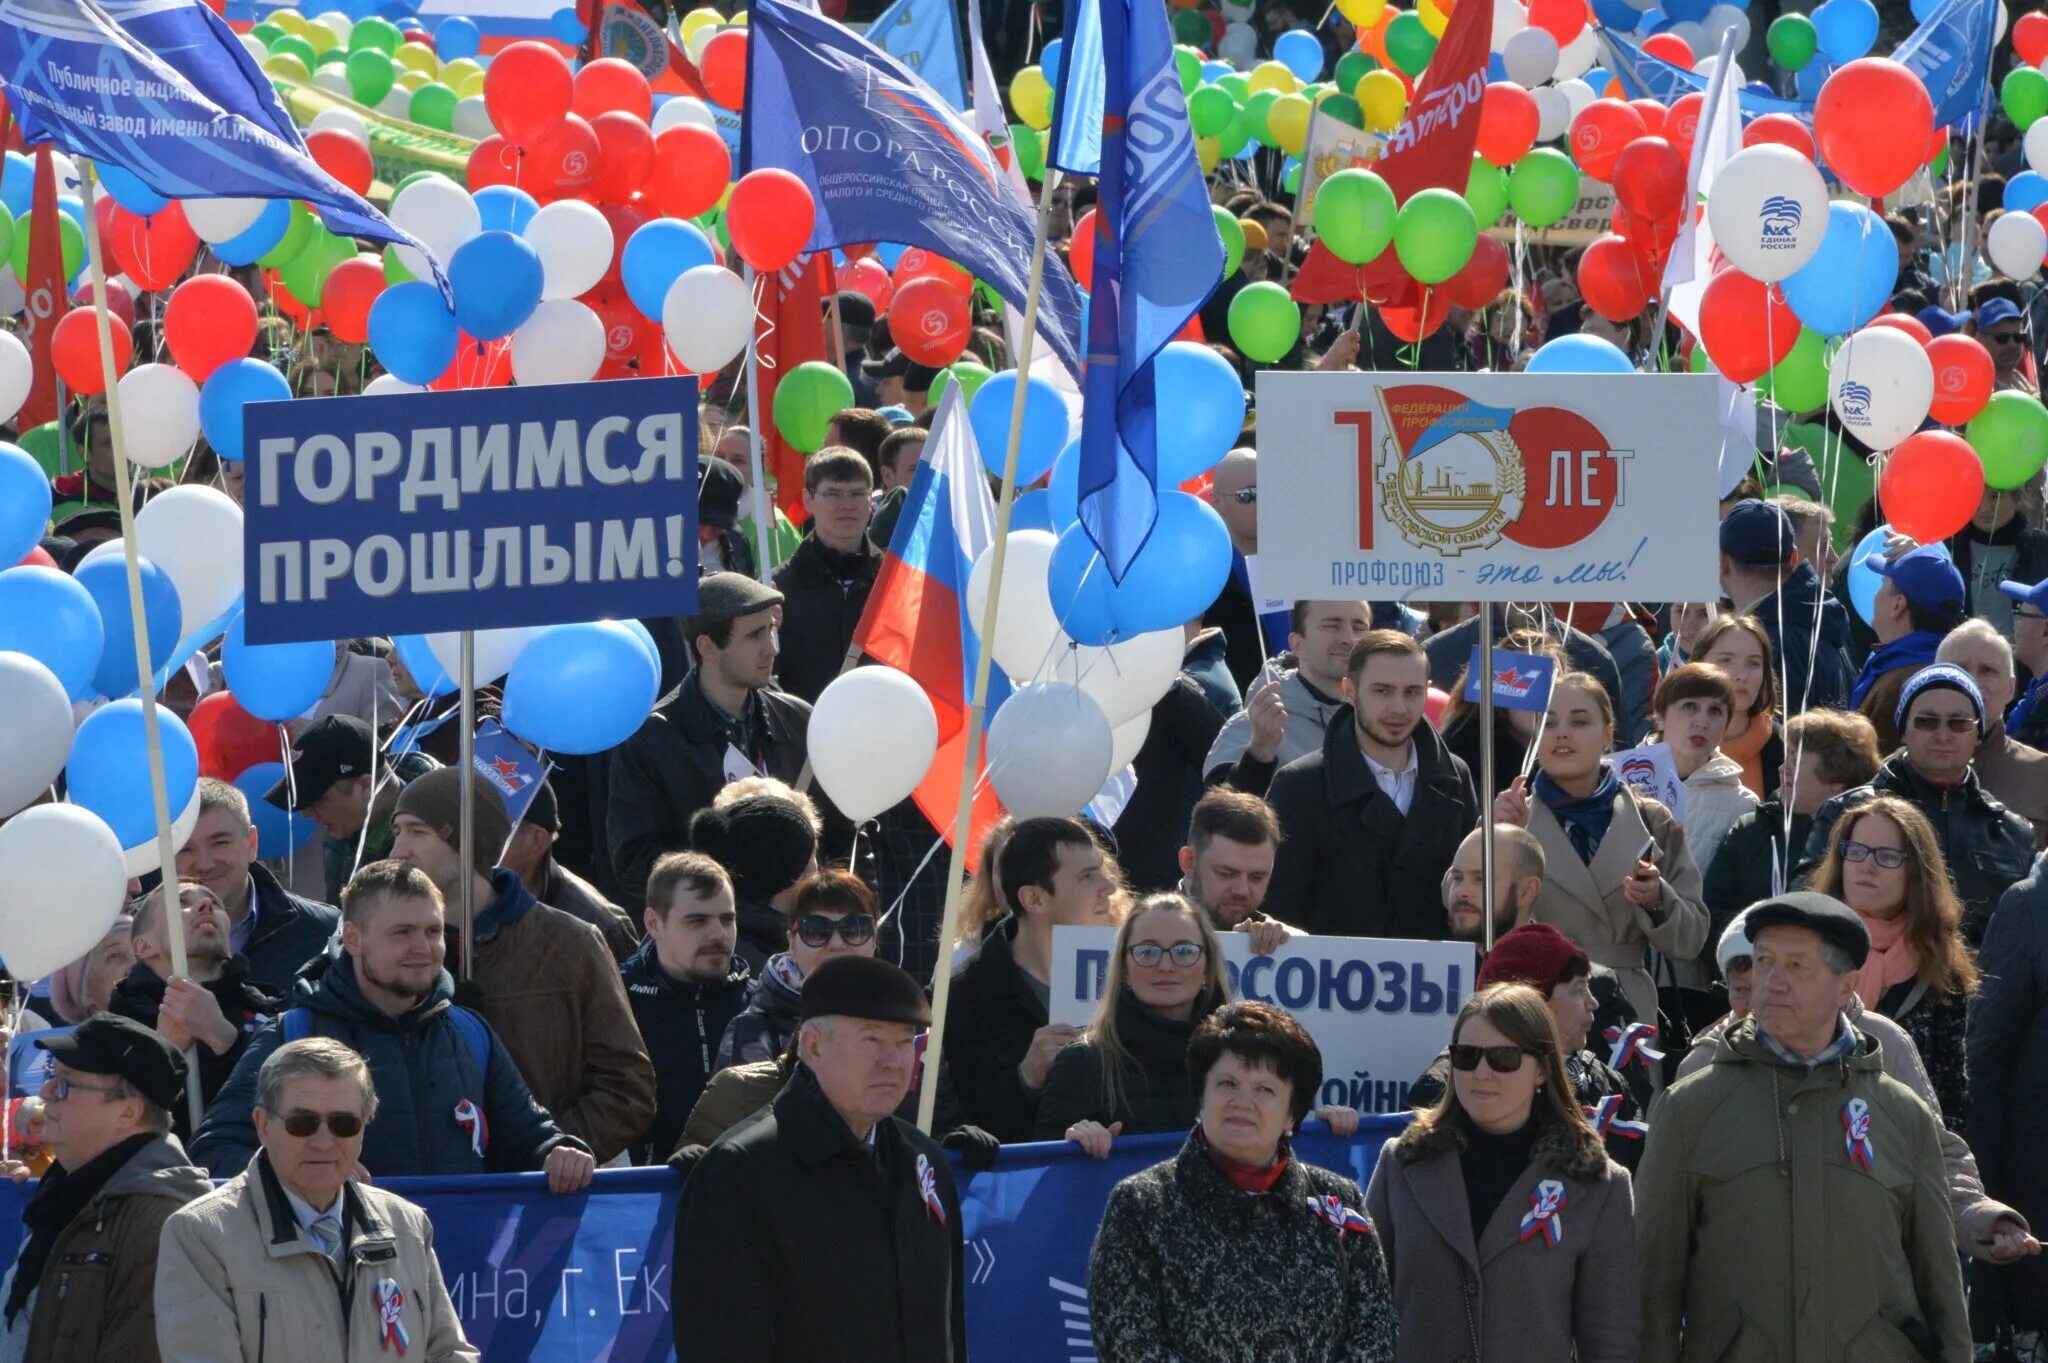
(176, 778), (340, 994)
(1174, 789), (1296, 953)
(1440, 825), (1547, 946)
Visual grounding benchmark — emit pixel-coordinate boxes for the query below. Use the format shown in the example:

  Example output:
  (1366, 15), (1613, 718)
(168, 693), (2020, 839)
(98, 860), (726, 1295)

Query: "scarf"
(6, 1133), (154, 1326)
(1196, 1126), (1291, 1194)
(1721, 713), (1774, 800)
(1852, 910), (1922, 1011)
(1535, 765), (1621, 864)
(1848, 630), (1945, 710)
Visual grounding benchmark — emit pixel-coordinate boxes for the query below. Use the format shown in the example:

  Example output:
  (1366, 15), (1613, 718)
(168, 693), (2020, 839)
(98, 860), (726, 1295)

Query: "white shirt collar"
(1361, 743), (1417, 782)
(283, 1184), (342, 1235)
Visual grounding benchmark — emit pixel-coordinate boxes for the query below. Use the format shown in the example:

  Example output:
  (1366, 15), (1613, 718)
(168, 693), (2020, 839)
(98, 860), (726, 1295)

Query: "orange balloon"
(1360, 8), (1398, 63)
(1069, 208), (1098, 290)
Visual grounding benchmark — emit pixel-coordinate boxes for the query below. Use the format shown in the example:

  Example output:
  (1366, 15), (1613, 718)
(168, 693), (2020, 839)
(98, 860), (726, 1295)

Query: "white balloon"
(1045, 627), (1185, 726)
(49, 153), (79, 197)
(183, 196), (268, 244)
(1107, 712), (1151, 775)
(391, 176), (481, 282)
(313, 10), (354, 38)
(133, 486), (244, 638)
(1556, 77), (1596, 118)
(1532, 86), (1572, 143)
(1987, 211), (2048, 280)
(309, 107), (371, 145)
(1705, 145), (1830, 282)
(239, 33), (270, 63)
(985, 683), (1114, 818)
(312, 67), (355, 99)
(0, 331), (30, 426)
(1668, 19), (1708, 55)
(1829, 327), (1934, 452)
(364, 374), (422, 397)
(453, 96), (496, 140)
(966, 531), (1062, 681)
(1707, 4), (1751, 46)
(1997, 0), (2009, 45)
(1503, 27), (1559, 87)
(512, 299), (606, 386)
(424, 627), (542, 686)
(652, 95), (718, 134)
(2026, 119), (2048, 176)
(525, 200), (614, 302)
(1218, 21), (1257, 68)
(1490, 0), (1528, 50)
(662, 264), (753, 374)
(808, 666), (940, 821)
(683, 23), (719, 64)
(1556, 27), (1599, 78)
(120, 785), (203, 878)
(0, 804), (128, 983)
(0, 652), (75, 817)
(116, 364), (202, 468)
(377, 86), (414, 119)
(0, 271), (23, 320)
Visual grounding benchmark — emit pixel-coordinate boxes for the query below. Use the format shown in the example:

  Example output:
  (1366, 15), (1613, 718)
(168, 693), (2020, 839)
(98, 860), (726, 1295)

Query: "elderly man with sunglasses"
(157, 1038), (477, 1363)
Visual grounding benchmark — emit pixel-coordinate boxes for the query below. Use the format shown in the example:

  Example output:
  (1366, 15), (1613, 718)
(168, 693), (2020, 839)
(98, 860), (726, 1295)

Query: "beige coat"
(155, 1152), (476, 1363)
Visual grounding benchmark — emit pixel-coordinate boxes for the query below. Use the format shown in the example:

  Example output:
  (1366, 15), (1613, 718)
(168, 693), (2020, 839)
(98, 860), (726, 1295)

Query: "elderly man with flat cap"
(672, 955), (966, 1363)
(1635, 892), (1969, 1363)
(609, 571), (847, 910)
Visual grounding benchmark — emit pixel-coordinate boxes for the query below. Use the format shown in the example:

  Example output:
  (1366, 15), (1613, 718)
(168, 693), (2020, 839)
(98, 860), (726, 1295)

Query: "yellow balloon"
(441, 58), (484, 86)
(1248, 60), (1298, 94)
(1268, 92), (1312, 154)
(1418, 0), (1449, 37)
(456, 70), (488, 100)
(394, 68), (430, 93)
(730, 11), (749, 25)
(269, 9), (308, 35)
(1197, 135), (1221, 174)
(302, 23), (339, 55)
(1241, 219), (1269, 253)
(1012, 65), (1054, 130)
(1335, 0), (1388, 27)
(1359, 68), (1407, 132)
(681, 6), (723, 40)
(262, 52), (311, 81)
(394, 43), (438, 75)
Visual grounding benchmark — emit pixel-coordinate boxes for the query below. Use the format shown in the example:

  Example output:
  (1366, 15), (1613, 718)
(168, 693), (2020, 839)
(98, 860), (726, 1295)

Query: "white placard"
(1611, 743), (1687, 821)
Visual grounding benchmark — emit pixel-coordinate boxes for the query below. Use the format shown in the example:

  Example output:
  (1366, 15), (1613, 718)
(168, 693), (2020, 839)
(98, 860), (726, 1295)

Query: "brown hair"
(790, 868), (877, 920)
(1783, 709), (1881, 790)
(1187, 1001), (1323, 1124)
(956, 815), (1016, 946)
(1549, 669), (1614, 729)
(826, 408), (892, 465)
(646, 851), (732, 917)
(1344, 628), (1426, 682)
(1692, 613), (1778, 719)
(1809, 796), (1978, 997)
(1186, 789), (1281, 853)
(340, 859), (442, 924)
(1410, 984), (1603, 1163)
(804, 445), (873, 493)
(1653, 662), (1736, 718)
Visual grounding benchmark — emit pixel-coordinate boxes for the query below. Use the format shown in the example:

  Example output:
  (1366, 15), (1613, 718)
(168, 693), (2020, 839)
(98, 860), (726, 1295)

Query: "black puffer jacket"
(1748, 560), (1857, 715)
(1033, 993), (1216, 1140)
(770, 533), (882, 703)
(107, 956), (282, 1138)
(621, 942), (752, 1164)
(1968, 857), (2048, 1330)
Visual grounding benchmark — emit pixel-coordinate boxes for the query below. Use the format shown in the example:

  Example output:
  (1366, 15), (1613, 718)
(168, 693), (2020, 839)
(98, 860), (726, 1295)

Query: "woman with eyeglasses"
(715, 871), (877, 1069)
(1808, 796), (1977, 1136)
(1366, 983), (1639, 1363)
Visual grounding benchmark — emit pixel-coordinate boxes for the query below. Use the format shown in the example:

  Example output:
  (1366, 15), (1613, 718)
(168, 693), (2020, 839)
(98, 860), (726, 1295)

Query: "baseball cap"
(39, 1013), (188, 1112)
(1718, 498), (1796, 567)
(2001, 576), (2048, 615)
(1868, 545), (1966, 618)
(834, 291), (877, 329)
(698, 456), (744, 532)
(876, 405), (916, 427)
(265, 714), (374, 812)
(859, 348), (941, 392)
(1977, 297), (2022, 331)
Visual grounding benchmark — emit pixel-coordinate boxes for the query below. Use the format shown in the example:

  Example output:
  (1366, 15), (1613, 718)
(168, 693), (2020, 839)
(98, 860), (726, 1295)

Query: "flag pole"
(1479, 620), (1497, 953)
(916, 170), (1060, 1134)
(742, 264), (778, 584)
(458, 630), (476, 982)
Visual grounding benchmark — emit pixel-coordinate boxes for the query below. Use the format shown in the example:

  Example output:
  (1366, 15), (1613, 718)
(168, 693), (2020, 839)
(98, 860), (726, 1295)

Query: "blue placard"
(1463, 646), (1558, 713)
(242, 378), (700, 645)
(8, 1028), (71, 1098)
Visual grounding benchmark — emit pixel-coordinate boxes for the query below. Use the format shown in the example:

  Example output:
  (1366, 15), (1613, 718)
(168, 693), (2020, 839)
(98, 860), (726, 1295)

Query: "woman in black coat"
(1969, 855), (2048, 1334)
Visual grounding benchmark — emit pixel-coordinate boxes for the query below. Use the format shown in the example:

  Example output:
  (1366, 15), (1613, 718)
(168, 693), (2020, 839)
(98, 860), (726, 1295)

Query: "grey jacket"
(1202, 659), (1347, 795)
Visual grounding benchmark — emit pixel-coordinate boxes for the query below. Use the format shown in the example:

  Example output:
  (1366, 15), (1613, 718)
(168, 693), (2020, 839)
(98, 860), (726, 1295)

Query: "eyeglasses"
(1447, 1043), (1538, 1073)
(1987, 330), (2026, 345)
(1225, 486), (1257, 504)
(276, 1110), (366, 1139)
(2017, 609), (2048, 625)
(1841, 840), (1912, 870)
(1908, 712), (1978, 734)
(794, 913), (876, 948)
(1127, 941), (1205, 968)
(809, 485), (871, 504)
(45, 1075), (122, 1102)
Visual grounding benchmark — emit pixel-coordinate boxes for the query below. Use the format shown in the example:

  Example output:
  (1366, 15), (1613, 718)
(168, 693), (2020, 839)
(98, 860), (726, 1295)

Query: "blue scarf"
(1535, 765), (1621, 864)
(1848, 630), (1944, 709)
(2010, 674), (2046, 741)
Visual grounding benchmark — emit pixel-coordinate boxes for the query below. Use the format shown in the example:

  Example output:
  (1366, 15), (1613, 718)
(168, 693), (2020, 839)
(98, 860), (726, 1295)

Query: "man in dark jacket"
(1266, 631), (1478, 939)
(176, 777), (340, 993)
(264, 714), (440, 905)
(771, 447), (882, 703)
(2003, 575), (2048, 749)
(191, 860), (596, 1191)
(1851, 544), (1965, 751)
(1717, 499), (1857, 715)
(673, 956), (966, 1363)
(502, 781), (639, 961)
(1968, 853), (2048, 1333)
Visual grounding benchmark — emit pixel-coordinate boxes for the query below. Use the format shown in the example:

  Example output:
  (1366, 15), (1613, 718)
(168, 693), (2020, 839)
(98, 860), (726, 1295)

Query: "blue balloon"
(1793, 56), (1833, 99)
(0, 152), (31, 220)
(392, 634), (456, 697)
(0, 565), (104, 698)
(67, 699), (199, 850)
(501, 622), (659, 754)
(2007, 172), (2048, 215)
(1634, 9), (1666, 34)
(1487, 53), (1509, 82)
(1046, 525), (1121, 646)
(449, 231), (544, 342)
(474, 185), (540, 236)
(1782, 201), (1894, 337)
(1154, 343), (1246, 484)
(1047, 438), (1081, 530)
(615, 618), (661, 679)
(1104, 491), (1233, 636)
(1814, 0), (1877, 62)
(0, 442), (52, 566)
(213, 198), (290, 267)
(234, 761), (320, 858)
(56, 195), (83, 234)
(1527, 334), (1635, 374)
(1275, 28), (1325, 82)
(76, 555), (182, 699)
(971, 371), (1071, 486)
(96, 165), (169, 217)
(1744, 80), (1776, 96)
(1591, 0), (1640, 30)
(1042, 37), (1065, 84)
(549, 5), (588, 43)
(223, 613), (333, 722)
(1910, 0), (1940, 18)
(1845, 524), (1952, 625)
(1009, 489), (1054, 534)
(435, 15), (482, 60)
(1662, 0), (1712, 21)
(1582, 67), (1613, 93)
(1201, 60), (1232, 83)
(199, 359), (292, 463)
(368, 282), (460, 387)
(622, 220), (717, 321)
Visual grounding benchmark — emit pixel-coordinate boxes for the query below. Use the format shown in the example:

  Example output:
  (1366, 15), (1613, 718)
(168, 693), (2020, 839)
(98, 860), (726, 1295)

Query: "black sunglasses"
(1987, 330), (2026, 344)
(279, 1110), (365, 1139)
(1908, 713), (1977, 734)
(1447, 1043), (1537, 1073)
(794, 913), (876, 948)
(1841, 840), (1912, 870)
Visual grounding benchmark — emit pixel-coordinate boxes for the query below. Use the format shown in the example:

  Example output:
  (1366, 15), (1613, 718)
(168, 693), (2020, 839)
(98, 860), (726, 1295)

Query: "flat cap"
(688, 571), (784, 629)
(1743, 891), (1871, 970)
(799, 955), (931, 1027)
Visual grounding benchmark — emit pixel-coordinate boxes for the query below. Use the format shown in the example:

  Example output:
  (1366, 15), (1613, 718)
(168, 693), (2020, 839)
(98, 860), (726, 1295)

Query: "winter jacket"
(1408, 1049), (1649, 1172)
(770, 532), (881, 703)
(1669, 748), (1758, 882)
(1181, 626), (1243, 719)
(621, 942), (752, 1164)
(1264, 709), (1479, 940)
(191, 961), (581, 1179)
(1033, 993), (1214, 1140)
(1746, 560), (1857, 714)
(1701, 801), (1811, 955)
(678, 1058), (979, 1153)
(1946, 515), (2048, 630)
(1090, 1133), (1398, 1363)
(1424, 612), (1627, 742)
(1799, 753), (2036, 946)
(153, 1151), (475, 1363)
(1969, 860), (2048, 1328)
(242, 863), (342, 995)
(716, 954), (804, 1070)
(1114, 674), (1231, 891)
(1972, 728), (2048, 848)
(108, 957), (283, 1137)
(672, 1064), (967, 1363)
(1366, 1118), (1639, 1363)
(1202, 659), (1347, 796)
(538, 857), (640, 962)
(460, 870), (656, 1164)
(1874, 975), (1970, 1142)
(1636, 1016), (1970, 1363)
(941, 918), (1051, 1144)
(0, 1135), (208, 1363)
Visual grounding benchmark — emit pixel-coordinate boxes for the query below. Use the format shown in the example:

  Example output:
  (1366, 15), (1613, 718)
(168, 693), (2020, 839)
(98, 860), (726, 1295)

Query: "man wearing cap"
(501, 780), (639, 961)
(1801, 663), (2034, 944)
(268, 714), (439, 905)
(1636, 893), (1970, 1363)
(2003, 575), (2048, 750)
(391, 770), (656, 1167)
(1974, 296), (2037, 394)
(1717, 498), (1855, 713)
(1852, 542), (1967, 750)
(0, 1015), (210, 1363)
(672, 955), (966, 1363)
(695, 455), (759, 578)
(860, 348), (940, 417)
(833, 293), (880, 405)
(177, 776), (341, 994)
(773, 447), (882, 703)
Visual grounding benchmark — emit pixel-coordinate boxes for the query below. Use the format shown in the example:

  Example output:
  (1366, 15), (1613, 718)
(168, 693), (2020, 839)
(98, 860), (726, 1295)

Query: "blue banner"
(7, 1028), (70, 1098)
(472, 718), (548, 824)
(863, 0), (970, 113)
(1597, 28), (1815, 118)
(1463, 646), (1558, 712)
(241, 377), (700, 645)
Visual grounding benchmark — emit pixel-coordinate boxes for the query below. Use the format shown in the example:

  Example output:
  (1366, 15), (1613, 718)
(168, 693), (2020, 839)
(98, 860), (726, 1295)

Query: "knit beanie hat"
(690, 794), (818, 903)
(1476, 923), (1588, 994)
(1894, 662), (1985, 736)
(1716, 907), (1755, 977)
(393, 767), (513, 880)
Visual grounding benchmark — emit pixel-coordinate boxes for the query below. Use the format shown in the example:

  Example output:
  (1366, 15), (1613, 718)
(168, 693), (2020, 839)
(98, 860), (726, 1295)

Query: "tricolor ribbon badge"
(1604, 1022), (1664, 1072)
(1307, 1194), (1374, 1242)
(375, 1278), (410, 1355)
(452, 1099), (489, 1159)
(1842, 1097), (1875, 1172)
(1584, 1094), (1649, 1141)
(1518, 1179), (1568, 1248)
(916, 1154), (946, 1225)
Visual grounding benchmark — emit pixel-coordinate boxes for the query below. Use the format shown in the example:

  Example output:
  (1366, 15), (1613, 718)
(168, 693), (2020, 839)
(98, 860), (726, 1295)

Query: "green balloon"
(1506, 148), (1580, 230)
(1314, 169), (1397, 265)
(8, 211), (83, 287)
(1217, 107), (1254, 158)
(1217, 73), (1251, 104)
(1384, 12), (1437, 78)
(1172, 8), (1211, 46)
(1931, 143), (1950, 177)
(316, 47), (349, 67)
(251, 22), (285, 47)
(1010, 125), (1046, 180)
(1228, 282), (1300, 363)
(269, 34), (318, 70)
(410, 81), (458, 130)
(1765, 14), (1817, 71)
(281, 225), (355, 309)
(1214, 205), (1247, 276)
(1245, 89), (1282, 148)
(1466, 156), (1508, 228)
(1283, 161), (1302, 193)
(259, 200), (315, 270)
(382, 243), (417, 286)
(1967, 391), (2048, 489)
(349, 16), (404, 54)
(773, 361), (856, 453)
(2003, 67), (2048, 132)
(0, 203), (13, 270)
(346, 48), (395, 106)
(1688, 341), (1713, 375)
(1188, 85), (1237, 138)
(1392, 188), (1476, 285)
(1175, 46), (1203, 94)
(15, 422), (62, 479)
(1322, 94), (1366, 131)
(1302, 83), (1328, 101)
(1334, 50), (1375, 94)
(930, 360), (995, 410)
(1758, 328), (1830, 414)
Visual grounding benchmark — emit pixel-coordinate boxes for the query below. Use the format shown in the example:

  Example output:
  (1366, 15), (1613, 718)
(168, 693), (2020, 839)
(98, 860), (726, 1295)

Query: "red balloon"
(588, 290), (656, 380)
(1664, 92), (1703, 168)
(466, 135), (522, 191)
(2033, 202), (2048, 238)
(1069, 209), (1099, 289)
(1380, 288), (1452, 342)
(1611, 200), (1679, 269)
(1526, 0), (1585, 44)
(485, 41), (574, 147)
(164, 274), (259, 382)
(306, 129), (373, 196)
(590, 111), (655, 204)
(528, 113), (601, 201)
(431, 335), (514, 391)
(1881, 430), (1984, 541)
(1444, 234), (1508, 310)
(572, 58), (653, 122)
(264, 268), (320, 331)
(1576, 234), (1653, 322)
(891, 276), (971, 366)
(649, 126), (730, 220)
(51, 308), (131, 395)
(702, 30), (748, 112)
(106, 201), (199, 292)
(1569, 99), (1648, 181)
(1925, 334), (1996, 427)
(726, 169), (815, 272)
(839, 257), (894, 314)
(1815, 59), (1933, 199)
(321, 255), (384, 345)
(1696, 268), (1797, 382)
(1743, 112), (1815, 160)
(1475, 82), (1540, 167)
(16, 545), (57, 570)
(188, 692), (280, 781)
(73, 277), (137, 332)
(1639, 35), (1692, 69)
(589, 202), (646, 301)
(2017, 10), (2048, 66)
(1629, 97), (1669, 137)
(1613, 136), (1685, 221)
(893, 248), (973, 296)
(1866, 311), (1934, 346)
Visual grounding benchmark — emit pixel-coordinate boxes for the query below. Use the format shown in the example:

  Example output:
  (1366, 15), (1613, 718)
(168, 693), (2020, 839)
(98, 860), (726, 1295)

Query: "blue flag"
(472, 718), (548, 824)
(0, 0), (446, 293)
(863, 0), (969, 112)
(1463, 646), (1558, 712)
(1050, 0), (1223, 581)
(1893, 0), (1997, 130)
(742, 0), (1084, 376)
(1597, 29), (1815, 118)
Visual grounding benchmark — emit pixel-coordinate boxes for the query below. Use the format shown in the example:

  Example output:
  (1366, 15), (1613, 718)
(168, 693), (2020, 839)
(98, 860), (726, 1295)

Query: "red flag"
(752, 254), (833, 518)
(17, 146), (70, 432)
(1292, 0), (1495, 307)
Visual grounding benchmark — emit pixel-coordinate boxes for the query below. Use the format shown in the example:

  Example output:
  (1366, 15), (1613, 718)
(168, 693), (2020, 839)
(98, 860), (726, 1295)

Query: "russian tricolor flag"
(851, 386), (1010, 850)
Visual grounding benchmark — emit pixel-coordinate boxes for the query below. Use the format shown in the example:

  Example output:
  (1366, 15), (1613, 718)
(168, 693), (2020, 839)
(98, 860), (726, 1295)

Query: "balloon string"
(752, 265), (781, 374)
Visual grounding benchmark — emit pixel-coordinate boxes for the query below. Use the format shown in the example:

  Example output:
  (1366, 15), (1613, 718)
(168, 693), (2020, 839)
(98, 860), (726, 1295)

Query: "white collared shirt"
(1363, 743), (1418, 815)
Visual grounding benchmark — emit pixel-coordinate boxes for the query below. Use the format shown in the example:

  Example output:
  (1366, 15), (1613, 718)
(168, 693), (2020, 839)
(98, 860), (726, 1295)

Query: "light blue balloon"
(1527, 334), (1635, 374)
(199, 359), (292, 463)
(1910, 0), (1940, 18)
(1202, 60), (1232, 83)
(549, 5), (588, 44)
(1046, 525), (1121, 646)
(1275, 28), (1325, 83)
(474, 185), (540, 236)
(223, 613), (334, 722)
(392, 634), (456, 697)
(1782, 201), (1894, 337)
(214, 198), (290, 267)
(1845, 524), (1952, 625)
(235, 761), (321, 857)
(449, 231), (543, 342)
(368, 282), (460, 387)
(1105, 491), (1233, 636)
(435, 14), (482, 60)
(1009, 489), (1054, 534)
(501, 621), (659, 755)
(96, 165), (169, 217)
(67, 699), (199, 850)
(2007, 172), (2048, 215)
(622, 220), (716, 321)
(0, 152), (31, 220)
(1041, 37), (1065, 84)
(1582, 66), (1613, 92)
(971, 371), (1072, 486)
(76, 555), (182, 699)
(1048, 438), (1081, 529)
(1814, 0), (1877, 62)
(615, 617), (661, 679)
(0, 565), (104, 698)
(56, 195), (83, 234)
(1794, 56), (1834, 99)
(0, 443), (52, 566)
(1635, 8), (1666, 34)
(1154, 342), (1246, 484)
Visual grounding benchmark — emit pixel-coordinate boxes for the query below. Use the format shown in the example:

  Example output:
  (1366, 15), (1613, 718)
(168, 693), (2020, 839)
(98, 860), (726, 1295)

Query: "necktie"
(310, 1213), (344, 1268)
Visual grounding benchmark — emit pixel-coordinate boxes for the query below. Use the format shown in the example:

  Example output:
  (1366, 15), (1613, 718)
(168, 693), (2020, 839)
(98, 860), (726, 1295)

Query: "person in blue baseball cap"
(1717, 499), (1856, 713)
(2001, 577), (2048, 750)
(1972, 298), (2037, 395)
(1852, 544), (1967, 750)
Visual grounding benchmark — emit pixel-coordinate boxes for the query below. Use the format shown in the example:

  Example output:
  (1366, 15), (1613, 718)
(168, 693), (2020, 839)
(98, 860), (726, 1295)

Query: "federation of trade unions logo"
(1758, 196), (1803, 249)
(1376, 397), (1527, 556)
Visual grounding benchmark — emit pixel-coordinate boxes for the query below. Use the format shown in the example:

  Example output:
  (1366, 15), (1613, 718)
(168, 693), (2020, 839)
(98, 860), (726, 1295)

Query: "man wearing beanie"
(1637, 893), (1969, 1363)
(689, 793), (820, 972)
(1801, 663), (2033, 945)
(391, 769), (656, 1166)
(673, 956), (965, 1363)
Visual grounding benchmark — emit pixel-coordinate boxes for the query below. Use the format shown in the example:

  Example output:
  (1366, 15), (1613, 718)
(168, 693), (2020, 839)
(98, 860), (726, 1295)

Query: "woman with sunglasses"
(1808, 796), (1977, 1136)
(715, 871), (878, 1069)
(1366, 983), (1638, 1363)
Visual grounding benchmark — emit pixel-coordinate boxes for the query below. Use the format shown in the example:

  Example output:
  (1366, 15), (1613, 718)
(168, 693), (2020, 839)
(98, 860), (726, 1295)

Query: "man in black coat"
(1266, 630), (1478, 939)
(1718, 498), (1856, 714)
(674, 956), (966, 1363)
(771, 447), (882, 703)
(175, 777), (340, 993)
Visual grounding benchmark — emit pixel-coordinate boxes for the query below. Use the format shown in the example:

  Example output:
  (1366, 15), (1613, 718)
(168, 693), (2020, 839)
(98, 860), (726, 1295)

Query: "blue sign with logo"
(1463, 646), (1557, 712)
(242, 378), (700, 645)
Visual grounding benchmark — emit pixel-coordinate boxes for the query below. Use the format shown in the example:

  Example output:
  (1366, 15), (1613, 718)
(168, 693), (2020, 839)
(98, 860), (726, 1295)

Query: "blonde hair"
(1086, 894), (1228, 1119)
(715, 776), (822, 833)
